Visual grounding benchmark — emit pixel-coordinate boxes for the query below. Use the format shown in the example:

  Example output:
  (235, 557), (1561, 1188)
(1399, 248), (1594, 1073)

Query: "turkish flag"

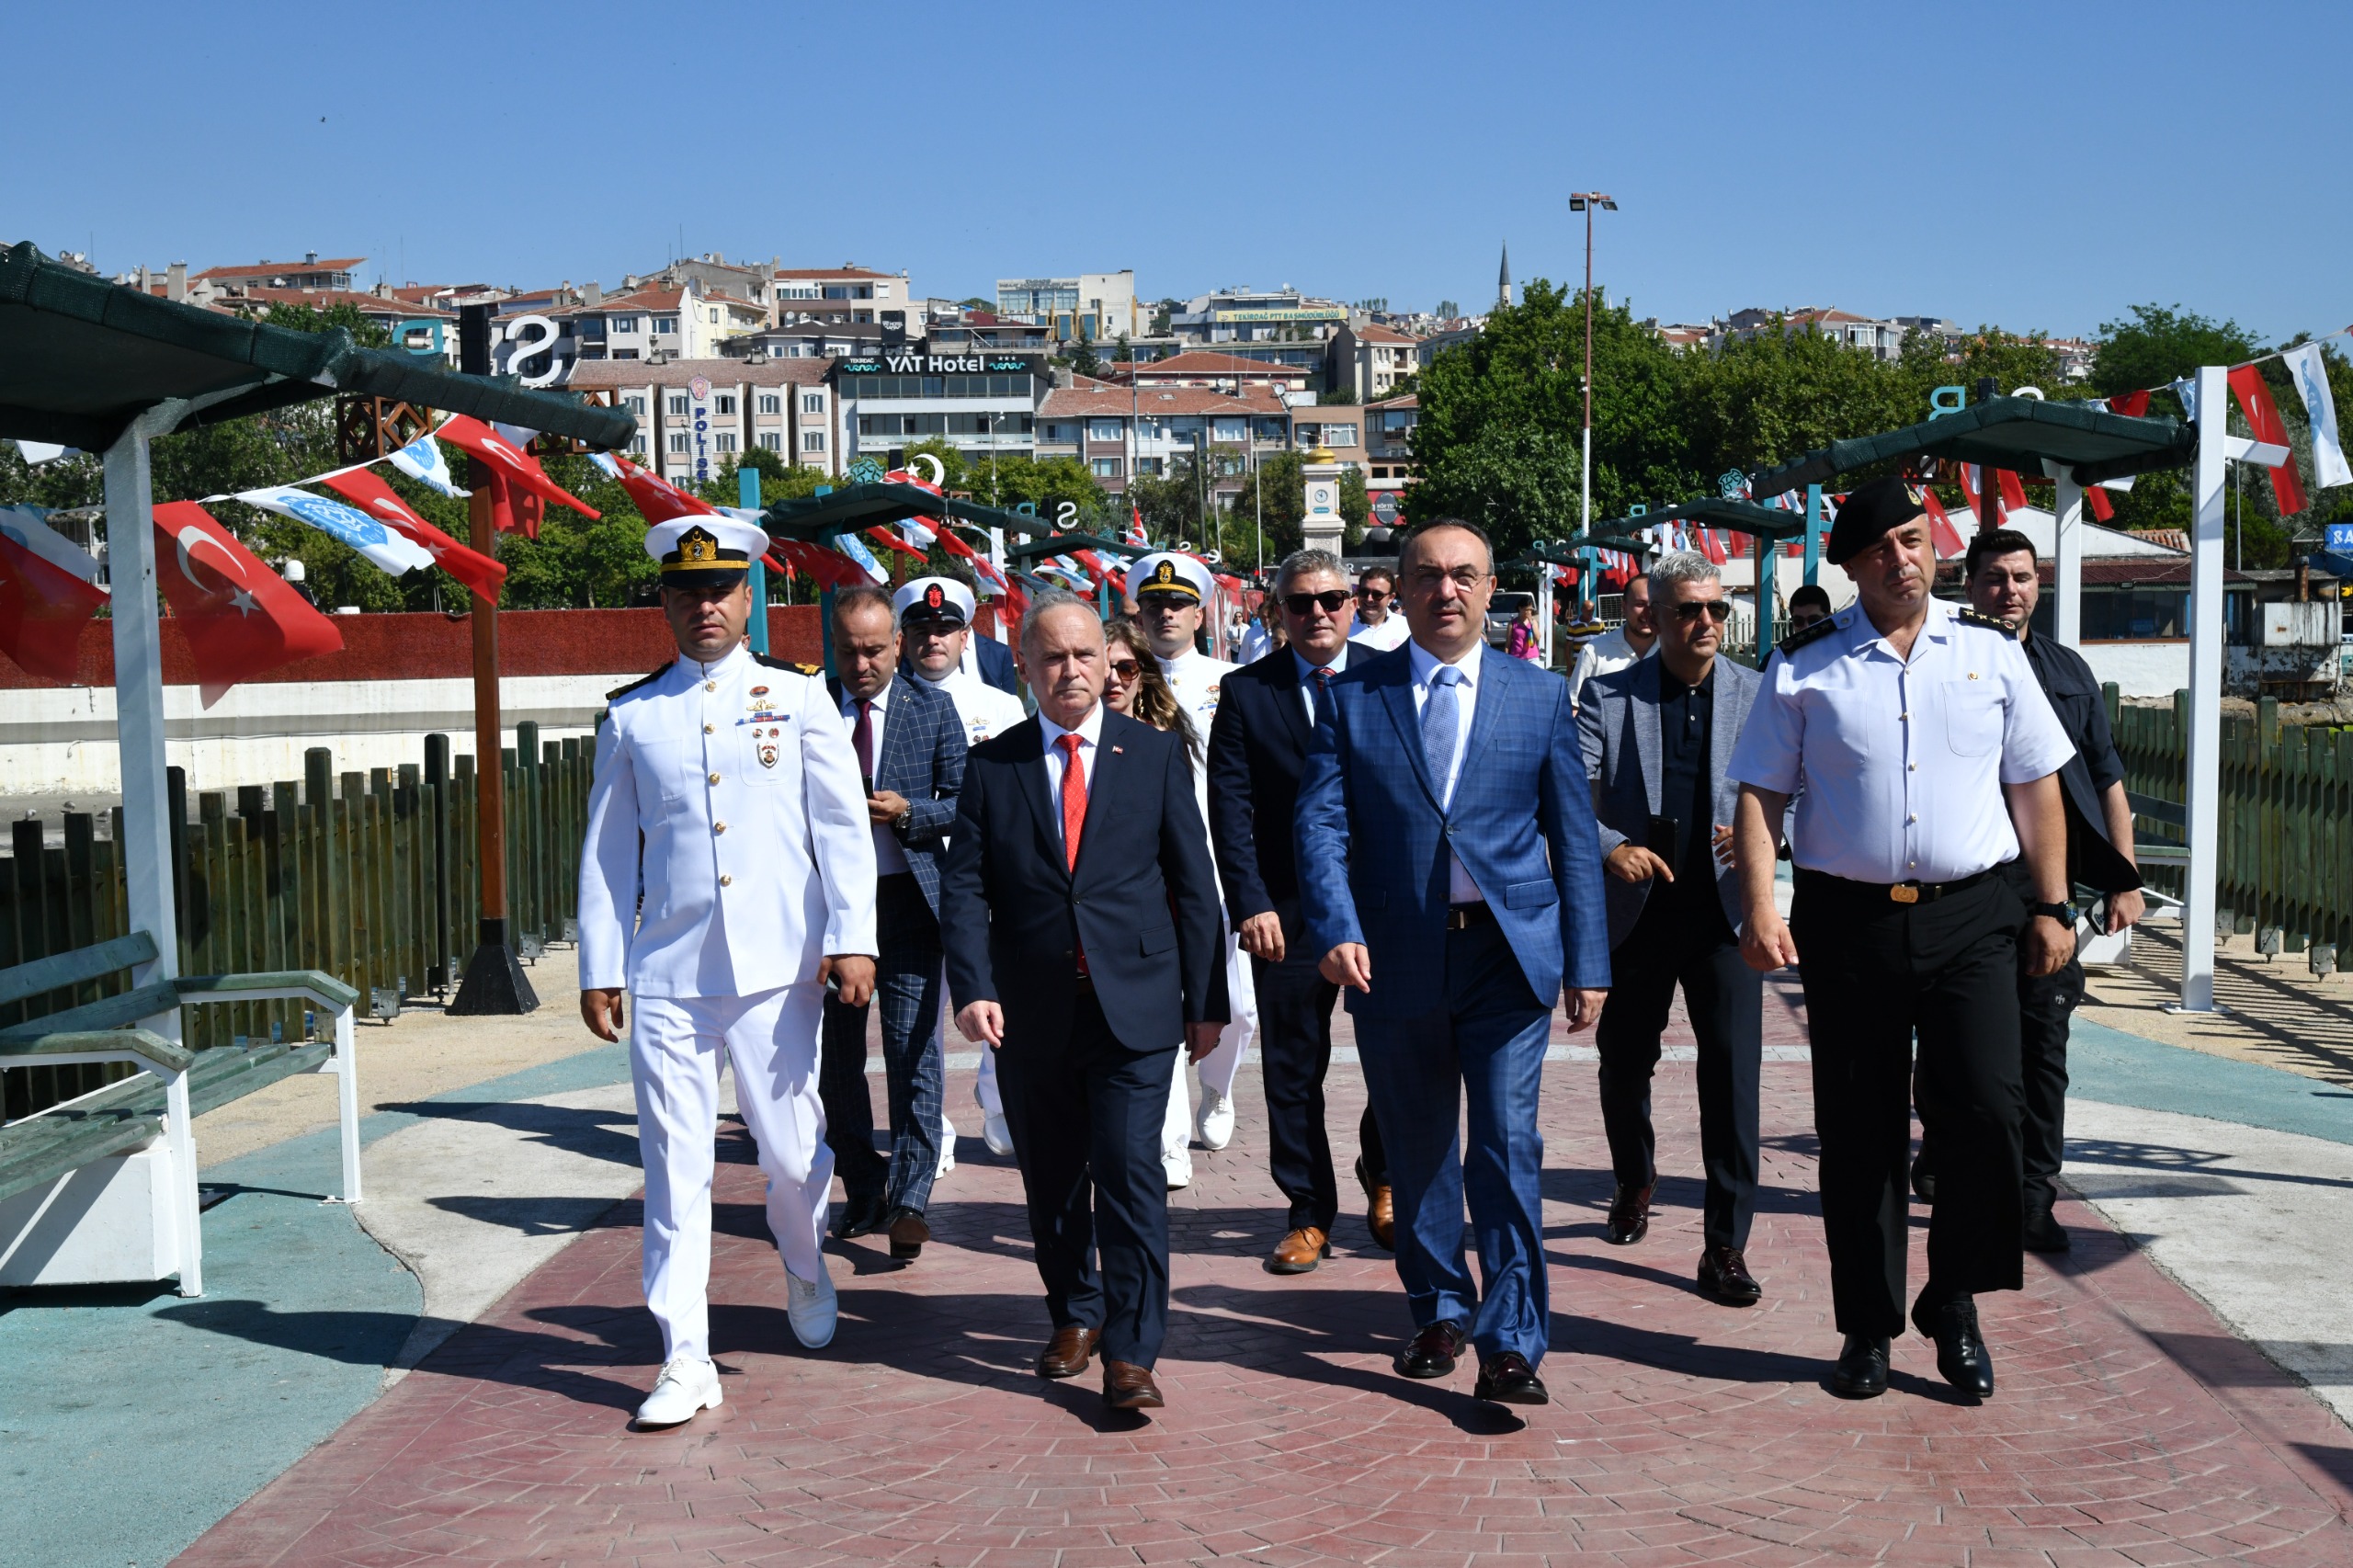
(776, 538), (872, 591)
(152, 502), (343, 698)
(863, 525), (929, 562)
(602, 453), (716, 524)
(1922, 489), (1968, 559)
(317, 468), (507, 601)
(2227, 365), (2308, 517)
(0, 526), (108, 682)
(433, 415), (599, 521)
(1996, 469), (2029, 512)
(2086, 486), (2116, 522)
(2107, 389), (2152, 419)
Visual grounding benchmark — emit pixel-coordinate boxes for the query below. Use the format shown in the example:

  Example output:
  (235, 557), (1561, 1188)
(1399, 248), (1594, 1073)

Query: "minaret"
(1497, 242), (1511, 309)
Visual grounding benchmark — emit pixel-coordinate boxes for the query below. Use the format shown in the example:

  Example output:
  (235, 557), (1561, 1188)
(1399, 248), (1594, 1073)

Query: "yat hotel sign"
(835, 353), (1040, 377)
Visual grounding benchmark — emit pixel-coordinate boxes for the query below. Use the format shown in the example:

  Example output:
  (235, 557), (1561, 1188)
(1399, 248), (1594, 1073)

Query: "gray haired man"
(1576, 551), (1767, 1305)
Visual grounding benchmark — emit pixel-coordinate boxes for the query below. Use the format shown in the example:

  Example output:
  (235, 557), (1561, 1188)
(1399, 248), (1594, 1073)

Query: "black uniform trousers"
(1594, 913), (1762, 1252)
(818, 873), (947, 1215)
(1791, 869), (2027, 1336)
(1255, 947), (1387, 1234)
(996, 983), (1178, 1369)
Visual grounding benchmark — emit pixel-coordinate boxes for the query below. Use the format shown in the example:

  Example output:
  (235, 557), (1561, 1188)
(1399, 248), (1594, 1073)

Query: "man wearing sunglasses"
(1208, 550), (1393, 1274)
(1348, 565), (1408, 652)
(1576, 552), (1767, 1307)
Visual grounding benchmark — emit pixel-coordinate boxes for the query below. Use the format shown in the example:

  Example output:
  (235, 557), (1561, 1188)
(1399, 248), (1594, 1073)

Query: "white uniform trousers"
(631, 983), (830, 1365)
(1164, 935), (1256, 1157)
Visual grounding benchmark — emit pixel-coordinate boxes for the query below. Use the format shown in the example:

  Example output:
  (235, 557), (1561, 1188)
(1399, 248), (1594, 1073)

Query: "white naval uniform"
(579, 642), (878, 1365)
(1158, 643), (1256, 1160)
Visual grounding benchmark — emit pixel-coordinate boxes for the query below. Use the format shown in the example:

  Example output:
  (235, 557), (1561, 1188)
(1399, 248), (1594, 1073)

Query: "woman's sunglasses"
(1284, 590), (1353, 615)
(1107, 658), (1142, 680)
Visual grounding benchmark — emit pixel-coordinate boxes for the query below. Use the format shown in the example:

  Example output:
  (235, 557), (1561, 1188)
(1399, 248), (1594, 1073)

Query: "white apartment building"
(566, 358), (838, 485)
(773, 266), (916, 335)
(995, 271), (1140, 346)
(1034, 381), (1290, 503)
(555, 282), (766, 366)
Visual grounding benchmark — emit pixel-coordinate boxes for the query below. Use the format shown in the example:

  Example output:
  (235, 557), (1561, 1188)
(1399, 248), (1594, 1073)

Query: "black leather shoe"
(1604, 1181), (1654, 1245)
(1831, 1334), (1891, 1399)
(1910, 1153), (1936, 1205)
(831, 1191), (889, 1241)
(2022, 1202), (2072, 1254)
(1913, 1293), (1995, 1398)
(1472, 1352), (1549, 1405)
(886, 1206), (929, 1260)
(1395, 1320), (1468, 1380)
(1697, 1245), (1763, 1306)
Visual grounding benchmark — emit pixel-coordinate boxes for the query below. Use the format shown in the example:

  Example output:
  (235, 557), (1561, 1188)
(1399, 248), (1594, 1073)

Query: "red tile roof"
(227, 287), (455, 318)
(1040, 385), (1289, 417)
(1354, 324), (1418, 344)
(193, 256), (366, 280)
(1366, 392), (1419, 411)
(774, 266), (896, 279)
(567, 357), (832, 390)
(557, 288), (686, 316)
(1120, 351), (1310, 379)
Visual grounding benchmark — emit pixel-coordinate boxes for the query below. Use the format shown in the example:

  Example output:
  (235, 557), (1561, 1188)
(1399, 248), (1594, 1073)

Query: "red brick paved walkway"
(184, 979), (2351, 1565)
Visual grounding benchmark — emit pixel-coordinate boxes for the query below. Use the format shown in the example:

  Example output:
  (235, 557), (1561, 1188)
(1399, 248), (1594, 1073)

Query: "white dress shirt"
(1236, 622), (1278, 665)
(1035, 701), (1104, 856)
(1404, 638), (1487, 903)
(837, 682), (910, 877)
(1727, 597), (2076, 884)
(1568, 625), (1654, 704)
(1349, 611), (1409, 653)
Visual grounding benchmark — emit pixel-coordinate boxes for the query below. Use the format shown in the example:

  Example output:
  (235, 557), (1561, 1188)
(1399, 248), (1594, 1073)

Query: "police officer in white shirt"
(1727, 476), (2077, 1404)
(579, 517), (878, 1428)
(1130, 551), (1256, 1185)
(897, 575), (1029, 1157)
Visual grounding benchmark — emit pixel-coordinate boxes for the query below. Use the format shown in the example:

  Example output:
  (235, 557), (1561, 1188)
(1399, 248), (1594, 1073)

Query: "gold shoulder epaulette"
(605, 664), (667, 701)
(1956, 608), (2018, 640)
(1777, 616), (1839, 656)
(754, 652), (824, 676)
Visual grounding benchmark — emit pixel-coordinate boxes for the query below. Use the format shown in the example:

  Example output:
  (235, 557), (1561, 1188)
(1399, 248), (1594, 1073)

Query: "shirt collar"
(1293, 643), (1347, 681)
(843, 676), (892, 712)
(690, 641), (754, 680)
(1406, 638), (1483, 687)
(1037, 701), (1105, 751)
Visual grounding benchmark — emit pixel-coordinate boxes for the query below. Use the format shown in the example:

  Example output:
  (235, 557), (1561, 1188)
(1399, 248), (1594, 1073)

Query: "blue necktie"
(1422, 665), (1462, 809)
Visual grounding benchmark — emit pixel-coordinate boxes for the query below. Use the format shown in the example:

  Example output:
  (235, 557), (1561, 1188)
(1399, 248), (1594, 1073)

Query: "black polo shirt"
(1643, 660), (1733, 942)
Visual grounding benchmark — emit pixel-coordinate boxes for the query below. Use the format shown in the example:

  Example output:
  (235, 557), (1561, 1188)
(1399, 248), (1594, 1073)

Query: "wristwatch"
(2028, 900), (2075, 925)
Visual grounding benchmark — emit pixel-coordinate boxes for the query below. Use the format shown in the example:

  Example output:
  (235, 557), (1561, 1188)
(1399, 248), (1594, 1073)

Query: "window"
(803, 431), (825, 451)
(709, 308), (721, 324)
(653, 316), (678, 334)
(1213, 417), (1245, 443)
(714, 393), (736, 415)
(667, 433), (689, 454)
(758, 432), (782, 450)
(2082, 588), (2188, 641)
(758, 394), (781, 415)
(1092, 457), (1123, 478)
(623, 394), (647, 415)
(611, 316), (639, 334)
(630, 435), (647, 456)
(714, 432), (737, 454)
(1134, 457), (1164, 477)
(1324, 423), (1358, 447)
(801, 392), (824, 414)
(1088, 418), (1123, 443)
(667, 394), (688, 415)
(612, 347), (639, 359)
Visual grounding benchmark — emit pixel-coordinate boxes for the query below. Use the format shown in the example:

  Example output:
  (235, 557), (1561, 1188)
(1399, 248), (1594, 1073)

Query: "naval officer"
(1130, 550), (1257, 1187)
(1727, 476), (2076, 1403)
(579, 516), (879, 1428)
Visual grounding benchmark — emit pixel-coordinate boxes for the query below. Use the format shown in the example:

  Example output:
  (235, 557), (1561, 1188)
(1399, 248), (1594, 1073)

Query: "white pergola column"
(2177, 364), (2228, 1013)
(2050, 468), (2084, 647)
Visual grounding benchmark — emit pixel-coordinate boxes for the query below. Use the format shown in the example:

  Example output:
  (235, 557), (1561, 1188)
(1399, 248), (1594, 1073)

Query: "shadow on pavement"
(375, 1097), (643, 1168)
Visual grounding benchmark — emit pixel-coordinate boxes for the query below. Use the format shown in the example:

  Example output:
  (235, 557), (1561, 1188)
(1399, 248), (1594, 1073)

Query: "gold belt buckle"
(1890, 883), (1920, 904)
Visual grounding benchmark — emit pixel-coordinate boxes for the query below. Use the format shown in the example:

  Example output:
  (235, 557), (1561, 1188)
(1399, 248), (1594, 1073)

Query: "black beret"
(1824, 475), (1930, 565)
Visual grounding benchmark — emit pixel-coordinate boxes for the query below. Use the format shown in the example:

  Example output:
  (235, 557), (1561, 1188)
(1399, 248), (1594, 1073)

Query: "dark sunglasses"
(1284, 590), (1352, 615)
(1671, 600), (1733, 624)
(1355, 585), (1391, 599)
(1107, 659), (1142, 680)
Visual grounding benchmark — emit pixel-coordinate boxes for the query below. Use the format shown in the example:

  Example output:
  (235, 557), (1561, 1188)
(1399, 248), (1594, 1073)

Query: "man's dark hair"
(831, 585), (895, 627)
(1399, 517), (1494, 574)
(1964, 528), (2039, 582)
(1356, 564), (1396, 591)
(1789, 584), (1833, 616)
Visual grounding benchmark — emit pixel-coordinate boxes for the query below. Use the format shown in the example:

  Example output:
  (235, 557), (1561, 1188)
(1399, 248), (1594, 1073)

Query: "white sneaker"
(1164, 1149), (1193, 1191)
(1197, 1086), (1235, 1151)
(634, 1357), (722, 1426)
(786, 1264), (838, 1348)
(936, 1114), (957, 1179)
(983, 1112), (1015, 1156)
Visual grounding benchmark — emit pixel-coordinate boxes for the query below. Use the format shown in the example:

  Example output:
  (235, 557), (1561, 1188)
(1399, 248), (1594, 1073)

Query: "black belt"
(1444, 903), (1496, 930)
(1797, 868), (1995, 905)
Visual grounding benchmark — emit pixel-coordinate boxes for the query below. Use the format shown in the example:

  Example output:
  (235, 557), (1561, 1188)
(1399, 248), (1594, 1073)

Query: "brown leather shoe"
(1267, 1226), (1331, 1275)
(1605, 1181), (1654, 1245)
(887, 1208), (929, 1261)
(1357, 1155), (1396, 1252)
(1101, 1359), (1165, 1410)
(1036, 1324), (1100, 1380)
(1697, 1244), (1762, 1305)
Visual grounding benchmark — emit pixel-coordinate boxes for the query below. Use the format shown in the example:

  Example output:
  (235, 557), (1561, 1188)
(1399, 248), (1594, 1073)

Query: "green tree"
(2086, 305), (2272, 548)
(1110, 334), (1134, 363)
(1318, 387), (1359, 405)
(1069, 331), (1101, 379)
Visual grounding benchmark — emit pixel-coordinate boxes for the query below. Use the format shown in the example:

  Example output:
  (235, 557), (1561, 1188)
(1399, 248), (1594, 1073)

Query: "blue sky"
(11, 0), (2346, 344)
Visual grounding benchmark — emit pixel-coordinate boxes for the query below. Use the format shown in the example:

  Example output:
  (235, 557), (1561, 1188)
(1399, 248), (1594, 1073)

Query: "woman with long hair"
(1103, 618), (1201, 767)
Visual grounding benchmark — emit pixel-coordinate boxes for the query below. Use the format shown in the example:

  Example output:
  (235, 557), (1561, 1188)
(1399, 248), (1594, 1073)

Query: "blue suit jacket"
(972, 633), (1019, 697)
(825, 672), (967, 916)
(1297, 643), (1610, 1017)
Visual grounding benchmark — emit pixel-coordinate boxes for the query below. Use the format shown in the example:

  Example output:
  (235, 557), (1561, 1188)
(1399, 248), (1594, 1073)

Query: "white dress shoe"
(983, 1112), (1015, 1156)
(936, 1114), (957, 1179)
(786, 1264), (838, 1348)
(1197, 1086), (1235, 1151)
(1163, 1150), (1193, 1191)
(634, 1357), (722, 1426)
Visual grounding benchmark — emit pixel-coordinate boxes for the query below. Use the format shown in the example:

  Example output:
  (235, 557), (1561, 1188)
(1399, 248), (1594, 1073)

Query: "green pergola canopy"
(1592, 497), (1812, 541)
(1745, 394), (2195, 497)
(0, 241), (636, 450)
(1003, 531), (1138, 563)
(762, 481), (1054, 542)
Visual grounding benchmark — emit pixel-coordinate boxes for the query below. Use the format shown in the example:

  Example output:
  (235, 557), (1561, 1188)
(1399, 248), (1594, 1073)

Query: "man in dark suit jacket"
(819, 587), (969, 1260)
(1577, 552), (1766, 1306)
(941, 591), (1224, 1412)
(970, 627), (1019, 696)
(1207, 548), (1391, 1274)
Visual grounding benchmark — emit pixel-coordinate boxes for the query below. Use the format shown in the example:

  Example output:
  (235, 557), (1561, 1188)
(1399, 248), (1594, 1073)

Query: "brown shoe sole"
(1103, 1381), (1165, 1410)
(1266, 1240), (1331, 1276)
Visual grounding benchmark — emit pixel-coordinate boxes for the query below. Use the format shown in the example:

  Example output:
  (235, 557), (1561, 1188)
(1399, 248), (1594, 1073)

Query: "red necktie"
(1059, 732), (1088, 975)
(852, 699), (875, 778)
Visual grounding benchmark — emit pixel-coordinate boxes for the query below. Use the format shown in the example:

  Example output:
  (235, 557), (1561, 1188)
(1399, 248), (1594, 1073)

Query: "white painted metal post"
(2177, 365), (2228, 1013)
(333, 1003), (362, 1204)
(2051, 468), (2085, 647)
(1538, 557), (1554, 667)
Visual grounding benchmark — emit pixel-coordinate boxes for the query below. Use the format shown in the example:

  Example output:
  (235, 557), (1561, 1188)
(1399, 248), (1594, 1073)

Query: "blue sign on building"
(2328, 522), (2353, 553)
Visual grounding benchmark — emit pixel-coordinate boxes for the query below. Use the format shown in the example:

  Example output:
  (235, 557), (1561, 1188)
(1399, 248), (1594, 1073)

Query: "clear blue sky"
(12, 0), (2346, 345)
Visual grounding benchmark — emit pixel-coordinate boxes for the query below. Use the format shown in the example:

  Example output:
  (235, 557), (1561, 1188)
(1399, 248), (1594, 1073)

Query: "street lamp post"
(1567, 190), (1617, 666)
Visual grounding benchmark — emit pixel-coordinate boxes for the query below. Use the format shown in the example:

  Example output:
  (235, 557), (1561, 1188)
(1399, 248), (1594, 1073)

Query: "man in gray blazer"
(1577, 551), (1766, 1306)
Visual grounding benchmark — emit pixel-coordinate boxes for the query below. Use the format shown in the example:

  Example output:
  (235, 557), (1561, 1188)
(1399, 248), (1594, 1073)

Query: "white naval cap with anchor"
(1127, 551), (1213, 603)
(642, 515), (771, 582)
(892, 575), (975, 627)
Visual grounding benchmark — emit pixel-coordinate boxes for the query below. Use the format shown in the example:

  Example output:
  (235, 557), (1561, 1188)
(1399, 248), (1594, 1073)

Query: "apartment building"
(995, 270), (1140, 346)
(1361, 392), (1419, 512)
(1168, 286), (1347, 346)
(557, 283), (768, 365)
(1100, 350), (1315, 395)
(1327, 322), (1421, 401)
(566, 358), (837, 484)
(191, 252), (363, 293)
(1034, 381), (1290, 503)
(1288, 406), (1367, 474)
(773, 266), (916, 335)
(833, 349), (1049, 471)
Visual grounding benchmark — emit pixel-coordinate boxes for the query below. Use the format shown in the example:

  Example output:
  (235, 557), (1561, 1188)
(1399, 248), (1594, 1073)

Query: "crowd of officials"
(577, 476), (2143, 1425)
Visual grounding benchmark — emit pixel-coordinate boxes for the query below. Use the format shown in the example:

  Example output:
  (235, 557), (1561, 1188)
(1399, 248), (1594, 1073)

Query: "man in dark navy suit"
(1208, 548), (1390, 1274)
(940, 590), (1224, 1413)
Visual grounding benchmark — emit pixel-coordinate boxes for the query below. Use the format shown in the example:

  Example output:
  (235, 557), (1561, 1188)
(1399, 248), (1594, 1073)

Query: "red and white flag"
(0, 506), (108, 682)
(152, 502), (343, 698)
(592, 451), (716, 524)
(775, 539), (873, 591)
(316, 469), (507, 601)
(434, 415), (600, 526)
(1921, 489), (1968, 559)
(2227, 365), (2307, 516)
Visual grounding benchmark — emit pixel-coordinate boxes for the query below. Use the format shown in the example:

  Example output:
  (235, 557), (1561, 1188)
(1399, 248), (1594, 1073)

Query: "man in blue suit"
(1298, 519), (1611, 1405)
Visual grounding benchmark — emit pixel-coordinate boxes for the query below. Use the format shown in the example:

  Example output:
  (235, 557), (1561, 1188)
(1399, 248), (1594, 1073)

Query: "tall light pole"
(1567, 191), (1617, 665)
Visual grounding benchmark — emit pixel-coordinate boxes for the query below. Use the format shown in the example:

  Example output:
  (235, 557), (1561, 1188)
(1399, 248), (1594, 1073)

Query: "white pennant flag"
(386, 431), (469, 497)
(2169, 376), (2200, 424)
(234, 486), (438, 575)
(0, 504), (106, 585)
(2281, 343), (2351, 489)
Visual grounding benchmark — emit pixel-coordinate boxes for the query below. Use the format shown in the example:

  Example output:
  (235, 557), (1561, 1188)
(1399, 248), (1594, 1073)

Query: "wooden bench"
(0, 931), (361, 1296)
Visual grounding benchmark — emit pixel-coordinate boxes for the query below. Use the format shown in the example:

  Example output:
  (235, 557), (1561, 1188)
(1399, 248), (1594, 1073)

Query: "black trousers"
(1594, 915), (1761, 1252)
(818, 874), (946, 1214)
(1255, 949), (1387, 1233)
(995, 983), (1177, 1369)
(1792, 871), (2027, 1336)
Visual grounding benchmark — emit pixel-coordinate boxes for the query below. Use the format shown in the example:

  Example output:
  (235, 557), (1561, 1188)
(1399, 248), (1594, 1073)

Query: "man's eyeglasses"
(1107, 659), (1142, 680)
(1283, 590), (1352, 615)
(1670, 600), (1733, 624)
(1408, 567), (1489, 592)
